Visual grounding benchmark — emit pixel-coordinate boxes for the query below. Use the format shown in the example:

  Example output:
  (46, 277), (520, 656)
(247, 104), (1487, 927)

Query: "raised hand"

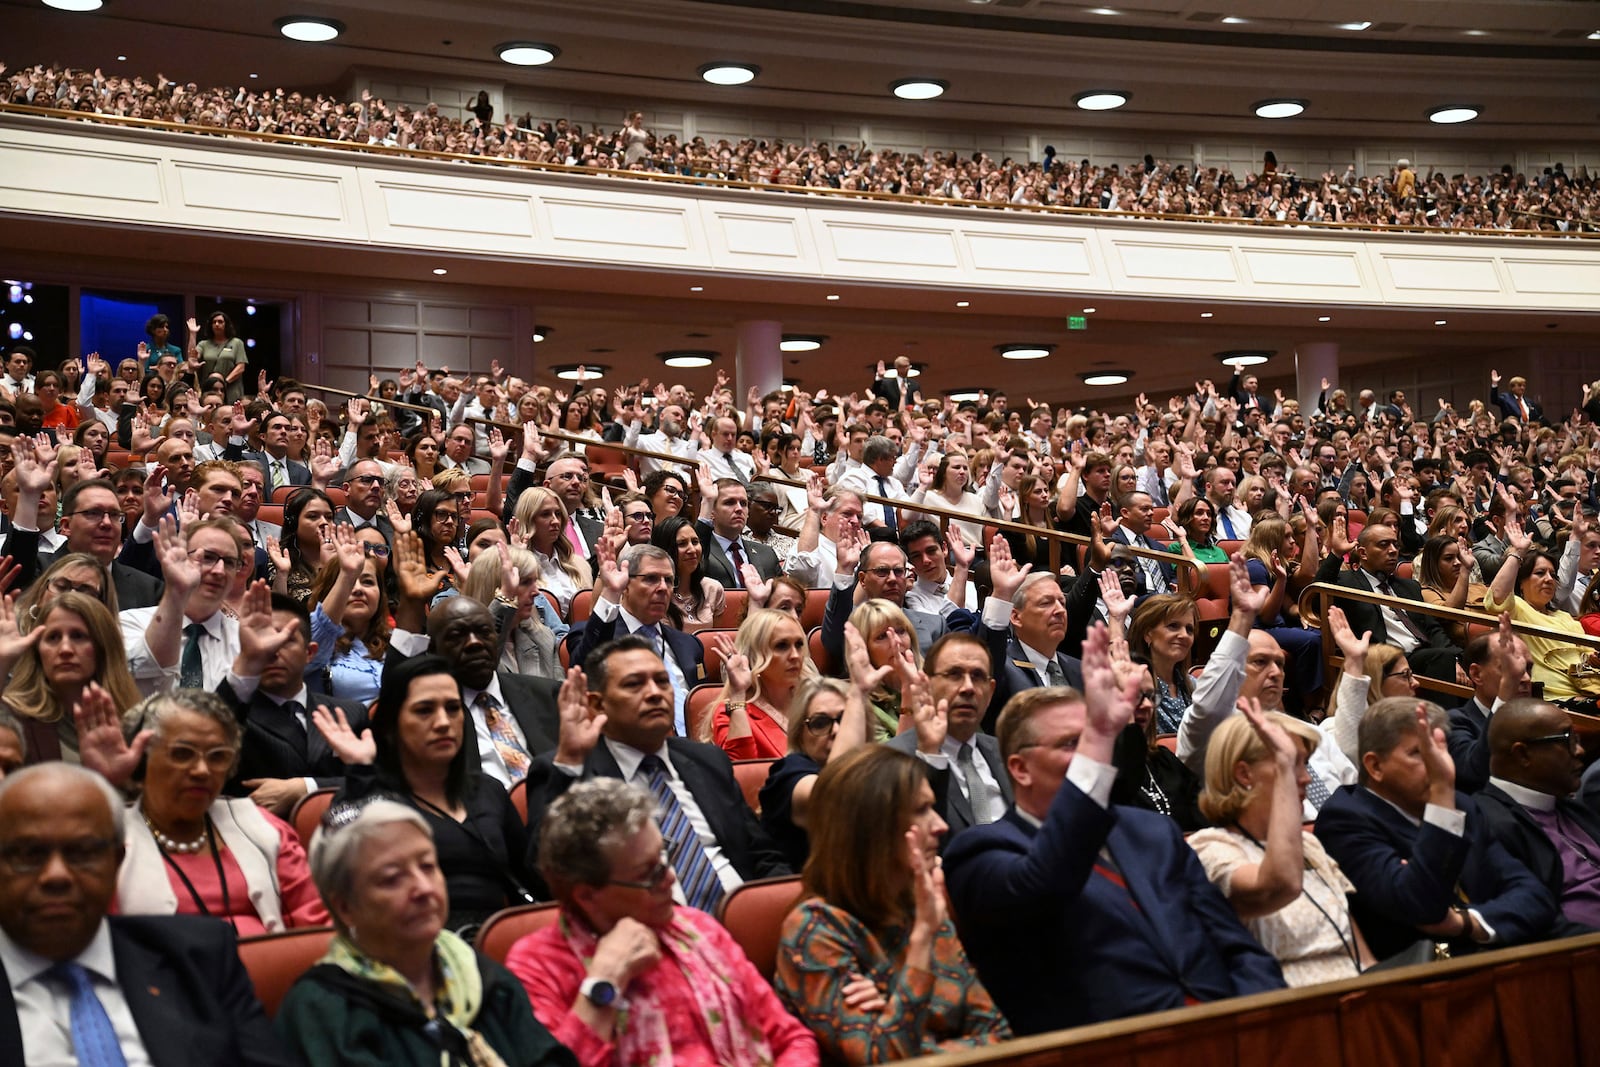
(906, 829), (948, 933)
(806, 469), (829, 512)
(1415, 701), (1456, 805)
(384, 498), (413, 535)
(1099, 565), (1133, 623)
(836, 526), (868, 574)
(986, 532), (1032, 602)
(155, 515), (201, 596)
(392, 530), (440, 604)
(0, 591), (43, 667)
(741, 563), (772, 606)
(488, 426), (508, 465)
(554, 665), (605, 765)
(12, 434), (56, 496)
(311, 704), (377, 765)
(947, 525), (975, 570)
(594, 533), (629, 601)
(1079, 622), (1139, 745)
(1504, 515), (1533, 553)
(263, 536), (291, 574)
(843, 622), (893, 693)
(443, 545), (472, 586)
(714, 633), (753, 697)
(1325, 605), (1371, 669)
(235, 579), (301, 673)
(74, 682), (153, 789)
(1492, 612), (1529, 696)
(1326, 515), (1354, 557)
(1237, 694), (1298, 768)
(1228, 552), (1266, 617)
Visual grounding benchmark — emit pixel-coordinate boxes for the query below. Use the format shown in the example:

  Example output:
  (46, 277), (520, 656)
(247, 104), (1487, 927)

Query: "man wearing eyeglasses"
(0, 763), (294, 1066)
(819, 539), (973, 679)
(333, 459), (394, 545)
(121, 518), (251, 697)
(1473, 698), (1600, 936)
(1314, 696), (1557, 959)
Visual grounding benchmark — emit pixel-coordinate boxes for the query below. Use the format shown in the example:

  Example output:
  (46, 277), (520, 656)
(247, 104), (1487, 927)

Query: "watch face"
(585, 979), (618, 1007)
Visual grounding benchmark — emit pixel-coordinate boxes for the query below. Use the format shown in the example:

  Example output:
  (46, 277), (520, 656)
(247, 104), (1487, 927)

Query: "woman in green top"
(189, 310), (248, 402)
(846, 598), (922, 742)
(1169, 496), (1230, 563)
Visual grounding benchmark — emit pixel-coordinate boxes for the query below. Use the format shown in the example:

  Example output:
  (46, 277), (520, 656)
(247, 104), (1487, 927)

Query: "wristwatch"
(579, 976), (619, 1008)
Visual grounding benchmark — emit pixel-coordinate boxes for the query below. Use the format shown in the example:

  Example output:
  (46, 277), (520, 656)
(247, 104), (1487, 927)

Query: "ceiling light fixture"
(658, 350), (716, 369)
(825, 294), (841, 301)
(1080, 371), (1132, 386)
(1589, 30), (1600, 40)
(496, 42), (560, 66)
(945, 389), (983, 402)
(1462, 29), (1488, 36)
(1074, 90), (1129, 112)
(1339, 21), (1372, 30)
(42, 0), (102, 10)
(1087, 7), (1119, 14)
(117, 55), (127, 61)
(531, 325), (551, 343)
(956, 301), (970, 307)
(1200, 312), (1214, 318)
(689, 286), (704, 292)
(1435, 319), (1448, 326)
(1221, 16), (1249, 24)
(1429, 105), (1479, 124)
(1082, 307), (1097, 314)
(431, 268), (448, 276)
(1254, 99), (1306, 119)
(1215, 349), (1273, 367)
(1318, 315), (1331, 322)
(275, 16), (344, 42)
(780, 335), (826, 352)
(996, 343), (1054, 361)
(554, 364), (608, 381)
(891, 79), (948, 100)
(699, 63), (758, 86)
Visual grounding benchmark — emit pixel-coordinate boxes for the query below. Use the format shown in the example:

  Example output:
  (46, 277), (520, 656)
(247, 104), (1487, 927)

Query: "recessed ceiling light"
(1462, 29), (1489, 36)
(1216, 350), (1273, 367)
(431, 268), (448, 276)
(997, 344), (1054, 360)
(826, 294), (841, 301)
(946, 389), (983, 402)
(1200, 312), (1214, 318)
(116, 55), (127, 61)
(875, 363), (923, 379)
(1254, 99), (1306, 119)
(1435, 319), (1448, 326)
(249, 73), (259, 78)
(1221, 16), (1249, 24)
(1429, 105), (1479, 124)
(955, 301), (970, 308)
(497, 42), (560, 66)
(1074, 90), (1130, 112)
(689, 286), (703, 292)
(1088, 7), (1119, 14)
(554, 364), (608, 381)
(1338, 21), (1372, 31)
(42, 0), (102, 10)
(891, 79), (948, 101)
(1082, 307), (1097, 314)
(1589, 30), (1600, 40)
(1080, 371), (1132, 386)
(699, 63), (758, 86)
(780, 335), (826, 352)
(276, 16), (344, 42)
(532, 325), (551, 343)
(1318, 315), (1331, 322)
(659, 350), (716, 369)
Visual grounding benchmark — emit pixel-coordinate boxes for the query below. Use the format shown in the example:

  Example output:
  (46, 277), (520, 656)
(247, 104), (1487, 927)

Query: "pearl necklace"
(145, 815), (209, 854)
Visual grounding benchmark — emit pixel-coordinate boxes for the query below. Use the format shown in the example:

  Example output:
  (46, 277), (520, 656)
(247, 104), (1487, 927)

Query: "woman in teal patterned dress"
(774, 745), (1011, 1062)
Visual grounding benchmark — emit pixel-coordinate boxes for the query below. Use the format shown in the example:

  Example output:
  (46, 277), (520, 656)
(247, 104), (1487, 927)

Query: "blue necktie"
(638, 754), (724, 913)
(876, 476), (897, 533)
(638, 626), (688, 735)
(1219, 510), (1237, 540)
(49, 961), (128, 1067)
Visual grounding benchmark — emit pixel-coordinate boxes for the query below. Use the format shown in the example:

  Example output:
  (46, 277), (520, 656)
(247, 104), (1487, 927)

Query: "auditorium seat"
(469, 473), (491, 491)
(713, 590), (749, 628)
(509, 779), (527, 821)
(1217, 539), (1244, 557)
(237, 927), (337, 1019)
(801, 589), (829, 630)
(257, 504), (285, 529)
(807, 626), (833, 675)
(570, 589), (596, 623)
(1155, 733), (1178, 753)
(475, 902), (562, 964)
(685, 683), (722, 743)
(291, 787), (337, 849)
(695, 629), (735, 683)
(715, 876), (802, 982)
(732, 759), (774, 813)
(1195, 562), (1232, 621)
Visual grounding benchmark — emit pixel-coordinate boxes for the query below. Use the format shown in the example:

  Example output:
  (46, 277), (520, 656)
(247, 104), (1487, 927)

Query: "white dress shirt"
(120, 606), (236, 697)
(916, 734), (1004, 814)
(591, 598), (690, 735)
(0, 921), (153, 1067)
(1357, 568), (1422, 653)
(785, 533), (837, 589)
(461, 674), (525, 787)
(696, 447), (754, 485)
(624, 423), (698, 475)
(905, 573), (977, 616)
(838, 465), (907, 529)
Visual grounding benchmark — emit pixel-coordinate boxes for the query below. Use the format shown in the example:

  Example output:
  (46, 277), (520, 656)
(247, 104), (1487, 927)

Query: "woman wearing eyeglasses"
(704, 608), (816, 757)
(85, 687), (328, 935)
(412, 488), (465, 600)
(276, 798), (575, 1067)
(508, 778), (816, 1067)
(641, 469), (690, 524)
(760, 664), (873, 871)
(13, 551), (115, 627)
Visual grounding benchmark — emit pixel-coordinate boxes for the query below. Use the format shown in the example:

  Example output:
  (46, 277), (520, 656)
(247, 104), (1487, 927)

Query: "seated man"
(900, 520), (977, 616)
(820, 538), (973, 676)
(0, 762), (293, 1065)
(1448, 623), (1533, 794)
(980, 536), (1084, 731)
(1314, 696), (1557, 961)
(522, 635), (790, 907)
(696, 477), (780, 589)
(1315, 523), (1462, 683)
(1474, 698), (1600, 936)
(944, 626), (1283, 1035)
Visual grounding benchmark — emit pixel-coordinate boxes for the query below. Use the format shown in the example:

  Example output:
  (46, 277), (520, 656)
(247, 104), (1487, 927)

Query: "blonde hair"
(1362, 643), (1408, 706)
(847, 598), (921, 702)
(736, 607), (817, 709)
(4, 593), (142, 725)
(430, 467), (469, 494)
(513, 486), (590, 590)
(1198, 711), (1322, 823)
(462, 545), (537, 606)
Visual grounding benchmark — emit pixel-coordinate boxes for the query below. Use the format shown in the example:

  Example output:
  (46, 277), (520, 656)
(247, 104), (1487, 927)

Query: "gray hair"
(823, 486), (863, 514)
(383, 462), (418, 498)
(0, 763), (125, 841)
(0, 707), (26, 762)
(1011, 571), (1060, 611)
(748, 479), (781, 504)
(537, 779), (658, 901)
(307, 799), (432, 916)
(620, 543), (673, 576)
(1357, 696), (1446, 785)
(125, 689), (242, 754)
(863, 436), (898, 465)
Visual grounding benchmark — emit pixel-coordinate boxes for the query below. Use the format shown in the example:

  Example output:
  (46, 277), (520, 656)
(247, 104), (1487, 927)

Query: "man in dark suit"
(1314, 696), (1558, 961)
(223, 409), (310, 489)
(217, 593), (370, 816)
(334, 459), (395, 544)
(1475, 698), (1600, 935)
(979, 537), (1084, 731)
(1448, 624), (1533, 794)
(944, 627), (1283, 1035)
(2, 474), (163, 608)
(696, 478), (780, 589)
(522, 634), (790, 905)
(573, 543), (705, 737)
(869, 356), (922, 411)
(1228, 367), (1264, 413)
(1108, 490), (1175, 597)
(887, 633), (1011, 838)
(1316, 522), (1462, 683)
(819, 539), (974, 677)
(0, 763), (294, 1066)
(1489, 369), (1544, 425)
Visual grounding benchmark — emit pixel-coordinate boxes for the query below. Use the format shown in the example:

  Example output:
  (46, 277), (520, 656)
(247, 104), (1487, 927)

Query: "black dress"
(758, 752), (821, 872)
(1111, 724), (1207, 833)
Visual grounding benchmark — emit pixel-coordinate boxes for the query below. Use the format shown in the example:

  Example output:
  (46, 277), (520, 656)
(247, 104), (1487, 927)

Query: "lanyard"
(156, 815), (236, 934)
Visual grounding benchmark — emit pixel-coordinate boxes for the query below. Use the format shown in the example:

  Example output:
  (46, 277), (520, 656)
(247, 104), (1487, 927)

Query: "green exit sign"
(1067, 315), (1088, 330)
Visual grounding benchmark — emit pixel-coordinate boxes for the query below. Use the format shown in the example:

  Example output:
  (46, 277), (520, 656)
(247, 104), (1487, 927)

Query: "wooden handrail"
(1, 102), (1590, 241)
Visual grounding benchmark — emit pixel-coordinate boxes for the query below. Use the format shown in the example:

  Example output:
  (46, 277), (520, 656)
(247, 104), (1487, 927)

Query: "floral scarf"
(559, 908), (778, 1067)
(322, 930), (508, 1067)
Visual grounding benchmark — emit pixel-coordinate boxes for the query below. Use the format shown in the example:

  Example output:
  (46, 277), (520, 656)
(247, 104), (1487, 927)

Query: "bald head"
(425, 594), (499, 689)
(1487, 698), (1583, 797)
(1239, 631), (1287, 711)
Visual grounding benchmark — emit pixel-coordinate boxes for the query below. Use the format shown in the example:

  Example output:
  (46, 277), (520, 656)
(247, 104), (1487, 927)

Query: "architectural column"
(1295, 343), (1339, 415)
(735, 319), (783, 406)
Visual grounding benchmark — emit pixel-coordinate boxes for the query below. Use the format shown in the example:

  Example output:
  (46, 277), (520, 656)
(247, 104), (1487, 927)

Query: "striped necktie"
(638, 754), (724, 912)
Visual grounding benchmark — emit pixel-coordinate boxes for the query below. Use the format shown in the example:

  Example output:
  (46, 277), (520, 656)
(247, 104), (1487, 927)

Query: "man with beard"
(624, 401), (697, 475)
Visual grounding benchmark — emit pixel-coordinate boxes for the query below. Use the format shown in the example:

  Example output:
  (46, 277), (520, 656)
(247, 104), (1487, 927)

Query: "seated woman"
(315, 654), (535, 937)
(413, 488), (465, 600)
(1417, 534), (1490, 647)
(847, 599), (922, 742)
(507, 778), (817, 1066)
(84, 687), (327, 935)
(459, 544), (565, 681)
(759, 671), (871, 871)
(275, 487), (335, 607)
(306, 535), (391, 706)
(514, 486), (592, 617)
(651, 515), (725, 631)
(1188, 702), (1371, 985)
(13, 549), (117, 627)
(748, 572), (810, 622)
(1110, 655), (1205, 832)
(775, 745), (1010, 1062)
(641, 469), (690, 524)
(1241, 515), (1323, 713)
(908, 451), (986, 546)
(1170, 496), (1229, 564)
(3, 591), (143, 764)
(707, 607), (816, 758)
(1484, 517), (1600, 702)
(276, 799), (574, 1067)
(73, 417), (112, 470)
(1126, 593), (1199, 734)
(1001, 473), (1062, 575)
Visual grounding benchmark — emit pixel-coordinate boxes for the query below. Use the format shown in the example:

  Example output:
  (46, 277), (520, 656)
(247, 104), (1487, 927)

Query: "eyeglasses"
(804, 713), (843, 734)
(363, 543), (391, 558)
(658, 485), (685, 498)
(48, 576), (104, 598)
(750, 499), (781, 511)
(1016, 735), (1080, 755)
(864, 566), (912, 579)
(0, 837), (118, 875)
(931, 667), (991, 686)
(434, 511), (460, 524)
(188, 550), (245, 574)
(1137, 689), (1158, 706)
(623, 511), (653, 524)
(608, 853), (673, 891)
(159, 742), (237, 772)
(347, 475), (384, 487)
(1384, 666), (1415, 683)
(1524, 731), (1578, 752)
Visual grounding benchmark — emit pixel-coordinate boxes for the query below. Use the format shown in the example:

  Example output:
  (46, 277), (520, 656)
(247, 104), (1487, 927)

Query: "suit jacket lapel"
(253, 697), (309, 760)
(1007, 637), (1044, 687)
(113, 928), (192, 1067)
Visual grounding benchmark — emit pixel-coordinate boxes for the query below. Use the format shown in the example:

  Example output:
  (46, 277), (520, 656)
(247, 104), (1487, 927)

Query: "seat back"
(695, 628), (736, 684)
(508, 779), (528, 821)
(685, 683), (723, 744)
(800, 589), (830, 630)
(570, 588), (596, 623)
(807, 626), (833, 675)
(715, 876), (802, 982)
(732, 759), (774, 813)
(475, 902), (562, 964)
(257, 504), (285, 529)
(290, 788), (337, 849)
(712, 590), (750, 629)
(237, 927), (337, 1019)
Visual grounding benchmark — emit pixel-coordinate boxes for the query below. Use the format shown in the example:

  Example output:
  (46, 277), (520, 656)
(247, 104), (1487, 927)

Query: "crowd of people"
(5, 60), (1599, 233)
(2, 328), (1600, 1065)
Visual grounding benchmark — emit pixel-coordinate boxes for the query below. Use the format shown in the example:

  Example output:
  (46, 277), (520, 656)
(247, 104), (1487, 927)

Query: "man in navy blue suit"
(978, 534), (1084, 732)
(1314, 696), (1558, 961)
(944, 625), (1284, 1035)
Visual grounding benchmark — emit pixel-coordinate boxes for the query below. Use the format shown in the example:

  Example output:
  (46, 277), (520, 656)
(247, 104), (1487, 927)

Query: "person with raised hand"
(943, 622), (1284, 1035)
(978, 532), (1082, 730)
(707, 607), (816, 757)
(1483, 513), (1600, 701)
(121, 515), (249, 696)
